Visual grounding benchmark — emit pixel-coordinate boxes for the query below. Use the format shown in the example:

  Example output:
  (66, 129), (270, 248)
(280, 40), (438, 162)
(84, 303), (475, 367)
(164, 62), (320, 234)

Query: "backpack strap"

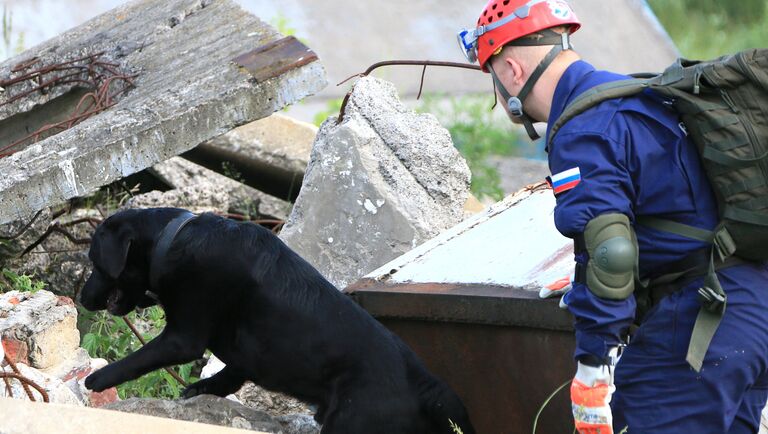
(636, 215), (742, 372)
(547, 78), (650, 149)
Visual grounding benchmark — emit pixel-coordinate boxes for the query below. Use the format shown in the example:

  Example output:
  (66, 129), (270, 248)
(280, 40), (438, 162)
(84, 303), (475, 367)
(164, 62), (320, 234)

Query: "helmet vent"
(492, 3), (498, 10)
(503, 0), (510, 4)
(483, 9), (488, 16)
(497, 11), (504, 18)
(488, 15), (494, 22)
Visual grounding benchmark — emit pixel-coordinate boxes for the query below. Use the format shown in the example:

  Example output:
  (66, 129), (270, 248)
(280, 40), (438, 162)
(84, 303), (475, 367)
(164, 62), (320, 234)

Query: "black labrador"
(80, 208), (475, 434)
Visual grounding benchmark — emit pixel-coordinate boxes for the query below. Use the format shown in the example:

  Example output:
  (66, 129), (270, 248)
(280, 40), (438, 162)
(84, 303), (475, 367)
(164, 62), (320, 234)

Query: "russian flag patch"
(549, 167), (581, 194)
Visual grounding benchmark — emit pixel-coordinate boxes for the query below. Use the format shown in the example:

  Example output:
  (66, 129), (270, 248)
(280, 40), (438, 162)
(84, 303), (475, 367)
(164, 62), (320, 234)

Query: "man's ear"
(91, 224), (133, 280)
(503, 56), (526, 86)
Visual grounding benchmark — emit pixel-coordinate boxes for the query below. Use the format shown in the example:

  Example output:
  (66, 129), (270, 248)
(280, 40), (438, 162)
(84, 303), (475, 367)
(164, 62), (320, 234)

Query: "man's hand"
(540, 274), (573, 309)
(571, 361), (615, 434)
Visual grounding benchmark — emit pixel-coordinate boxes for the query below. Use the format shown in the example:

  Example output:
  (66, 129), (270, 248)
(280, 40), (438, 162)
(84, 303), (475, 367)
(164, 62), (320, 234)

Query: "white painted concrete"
(365, 186), (574, 291)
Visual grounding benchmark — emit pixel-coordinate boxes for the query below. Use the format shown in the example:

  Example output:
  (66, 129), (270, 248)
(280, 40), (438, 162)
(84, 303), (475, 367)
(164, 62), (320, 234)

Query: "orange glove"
(571, 360), (615, 434)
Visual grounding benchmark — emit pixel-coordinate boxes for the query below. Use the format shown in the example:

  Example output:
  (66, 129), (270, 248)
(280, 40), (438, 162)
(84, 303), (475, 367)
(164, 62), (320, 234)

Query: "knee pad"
(583, 213), (637, 300)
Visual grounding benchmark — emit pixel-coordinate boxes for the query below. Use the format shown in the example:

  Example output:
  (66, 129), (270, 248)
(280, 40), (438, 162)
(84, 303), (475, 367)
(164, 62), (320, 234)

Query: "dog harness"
(149, 211), (197, 290)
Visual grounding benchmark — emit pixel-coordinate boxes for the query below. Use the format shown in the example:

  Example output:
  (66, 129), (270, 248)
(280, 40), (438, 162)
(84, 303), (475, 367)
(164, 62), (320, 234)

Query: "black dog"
(80, 208), (475, 434)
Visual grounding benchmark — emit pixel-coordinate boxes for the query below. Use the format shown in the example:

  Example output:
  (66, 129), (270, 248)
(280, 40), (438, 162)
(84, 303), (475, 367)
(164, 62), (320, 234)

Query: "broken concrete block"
(279, 76), (471, 289)
(105, 395), (283, 433)
(151, 156), (293, 220)
(0, 0), (327, 225)
(206, 113), (316, 176)
(0, 291), (80, 370)
(183, 112), (318, 202)
(123, 184), (230, 215)
(10, 362), (83, 406)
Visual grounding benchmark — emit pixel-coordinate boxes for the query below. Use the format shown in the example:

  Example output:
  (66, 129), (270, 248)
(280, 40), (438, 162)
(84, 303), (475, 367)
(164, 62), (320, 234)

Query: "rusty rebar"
(0, 210), (42, 241)
(3, 354), (39, 401)
(0, 52), (137, 159)
(0, 372), (49, 402)
(19, 223), (92, 258)
(335, 60), (482, 125)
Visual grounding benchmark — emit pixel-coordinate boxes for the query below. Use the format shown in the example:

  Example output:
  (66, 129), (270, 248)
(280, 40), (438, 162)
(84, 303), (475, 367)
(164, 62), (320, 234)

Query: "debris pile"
(0, 0), (327, 225)
(0, 290), (116, 407)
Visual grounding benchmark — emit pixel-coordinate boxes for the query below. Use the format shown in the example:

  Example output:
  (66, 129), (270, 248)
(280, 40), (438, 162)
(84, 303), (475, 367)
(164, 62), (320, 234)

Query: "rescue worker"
(457, 1), (768, 432)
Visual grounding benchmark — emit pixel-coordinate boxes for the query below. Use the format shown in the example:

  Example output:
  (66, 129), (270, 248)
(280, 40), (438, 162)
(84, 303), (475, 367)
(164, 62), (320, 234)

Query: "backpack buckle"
(697, 286), (726, 314)
(713, 226), (736, 261)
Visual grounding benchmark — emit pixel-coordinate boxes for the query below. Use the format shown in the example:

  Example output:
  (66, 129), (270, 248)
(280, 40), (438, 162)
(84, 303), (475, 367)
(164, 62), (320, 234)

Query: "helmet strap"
(487, 33), (567, 140)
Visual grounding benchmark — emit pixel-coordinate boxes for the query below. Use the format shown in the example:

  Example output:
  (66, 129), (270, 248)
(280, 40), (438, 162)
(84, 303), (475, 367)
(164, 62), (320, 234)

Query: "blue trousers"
(612, 263), (768, 433)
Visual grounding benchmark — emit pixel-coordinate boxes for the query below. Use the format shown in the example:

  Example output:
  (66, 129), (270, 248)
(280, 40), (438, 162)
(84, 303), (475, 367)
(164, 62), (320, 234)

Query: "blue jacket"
(545, 60), (721, 361)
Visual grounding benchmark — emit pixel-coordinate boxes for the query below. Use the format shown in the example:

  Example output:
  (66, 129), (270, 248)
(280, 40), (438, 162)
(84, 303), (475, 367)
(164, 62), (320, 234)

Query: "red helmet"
(458, 0), (581, 71)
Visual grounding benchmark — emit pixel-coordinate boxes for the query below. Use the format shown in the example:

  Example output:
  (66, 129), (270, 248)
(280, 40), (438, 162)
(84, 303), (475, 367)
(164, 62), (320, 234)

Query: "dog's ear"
(91, 223), (134, 280)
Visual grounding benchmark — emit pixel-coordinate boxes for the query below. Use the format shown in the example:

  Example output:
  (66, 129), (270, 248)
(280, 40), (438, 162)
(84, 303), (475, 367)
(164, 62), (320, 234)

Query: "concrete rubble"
(0, 290), (117, 407)
(182, 113), (317, 202)
(151, 157), (293, 221)
(0, 0), (327, 225)
(0, 397), (266, 434)
(200, 355), (318, 433)
(280, 76), (472, 289)
(104, 395), (284, 433)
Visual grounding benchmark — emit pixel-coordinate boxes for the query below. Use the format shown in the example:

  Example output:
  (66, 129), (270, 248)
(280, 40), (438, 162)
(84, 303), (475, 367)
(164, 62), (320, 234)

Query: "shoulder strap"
(547, 78), (650, 148)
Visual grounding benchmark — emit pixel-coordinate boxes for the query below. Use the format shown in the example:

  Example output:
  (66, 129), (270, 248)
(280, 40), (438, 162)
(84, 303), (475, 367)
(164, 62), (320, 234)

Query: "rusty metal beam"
(233, 36), (319, 83)
(346, 280), (573, 331)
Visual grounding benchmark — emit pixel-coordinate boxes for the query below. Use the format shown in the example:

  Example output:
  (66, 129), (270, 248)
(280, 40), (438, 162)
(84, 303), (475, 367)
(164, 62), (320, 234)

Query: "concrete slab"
(358, 185), (573, 292)
(0, 0), (327, 225)
(182, 113), (317, 202)
(0, 397), (268, 434)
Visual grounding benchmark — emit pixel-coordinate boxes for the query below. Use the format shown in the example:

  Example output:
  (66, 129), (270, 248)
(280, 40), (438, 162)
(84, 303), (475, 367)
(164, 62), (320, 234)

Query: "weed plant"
(79, 306), (199, 399)
(418, 94), (534, 201)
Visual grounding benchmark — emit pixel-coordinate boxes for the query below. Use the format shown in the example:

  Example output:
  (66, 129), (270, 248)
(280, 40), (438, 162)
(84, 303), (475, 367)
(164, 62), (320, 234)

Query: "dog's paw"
(84, 368), (112, 392)
(181, 381), (208, 399)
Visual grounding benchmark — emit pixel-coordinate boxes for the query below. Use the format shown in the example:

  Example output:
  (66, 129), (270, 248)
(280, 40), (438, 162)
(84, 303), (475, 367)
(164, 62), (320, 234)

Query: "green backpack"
(548, 49), (768, 371)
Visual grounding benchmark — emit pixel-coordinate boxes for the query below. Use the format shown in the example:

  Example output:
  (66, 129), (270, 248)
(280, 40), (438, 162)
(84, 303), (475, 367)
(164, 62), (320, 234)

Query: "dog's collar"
(149, 211), (197, 290)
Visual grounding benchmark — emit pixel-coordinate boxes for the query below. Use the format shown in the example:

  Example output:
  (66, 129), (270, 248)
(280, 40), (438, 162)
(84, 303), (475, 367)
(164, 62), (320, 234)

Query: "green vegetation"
(270, 12), (299, 38)
(313, 98), (344, 127)
(419, 94), (533, 201)
(80, 306), (199, 399)
(0, 268), (46, 293)
(647, 0), (767, 59)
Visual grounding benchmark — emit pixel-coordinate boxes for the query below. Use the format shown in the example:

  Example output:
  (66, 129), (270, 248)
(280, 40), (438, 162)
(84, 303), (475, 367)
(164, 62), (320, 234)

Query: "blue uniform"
(546, 60), (768, 433)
